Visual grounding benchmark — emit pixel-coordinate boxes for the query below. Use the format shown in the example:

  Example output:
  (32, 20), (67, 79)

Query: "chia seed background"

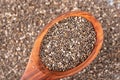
(0, 0), (120, 80)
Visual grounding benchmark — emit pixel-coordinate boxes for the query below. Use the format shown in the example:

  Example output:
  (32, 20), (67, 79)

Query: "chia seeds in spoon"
(40, 16), (96, 72)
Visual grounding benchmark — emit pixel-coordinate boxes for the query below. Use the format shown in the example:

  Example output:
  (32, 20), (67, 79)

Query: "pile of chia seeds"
(40, 16), (96, 71)
(1, 0), (120, 80)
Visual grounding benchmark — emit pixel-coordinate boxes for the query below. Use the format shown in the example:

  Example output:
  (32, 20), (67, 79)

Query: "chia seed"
(40, 16), (96, 71)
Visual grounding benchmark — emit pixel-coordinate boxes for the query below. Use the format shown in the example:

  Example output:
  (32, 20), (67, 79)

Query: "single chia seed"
(40, 16), (96, 72)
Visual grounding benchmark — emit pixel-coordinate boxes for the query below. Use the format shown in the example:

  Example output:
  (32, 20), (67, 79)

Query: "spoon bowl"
(21, 11), (103, 80)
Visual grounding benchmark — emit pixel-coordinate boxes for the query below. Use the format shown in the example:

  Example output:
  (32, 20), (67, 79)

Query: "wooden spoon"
(21, 11), (103, 80)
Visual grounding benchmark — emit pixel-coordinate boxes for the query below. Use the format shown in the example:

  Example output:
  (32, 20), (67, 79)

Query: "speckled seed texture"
(40, 16), (96, 71)
(0, 0), (120, 80)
